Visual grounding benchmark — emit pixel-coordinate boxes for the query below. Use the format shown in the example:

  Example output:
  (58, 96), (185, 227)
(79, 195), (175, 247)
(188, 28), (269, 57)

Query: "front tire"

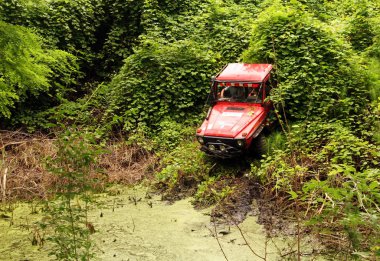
(251, 133), (267, 158)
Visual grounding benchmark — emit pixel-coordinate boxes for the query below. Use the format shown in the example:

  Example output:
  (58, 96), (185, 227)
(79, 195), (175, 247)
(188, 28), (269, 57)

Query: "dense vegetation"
(1, 0), (379, 258)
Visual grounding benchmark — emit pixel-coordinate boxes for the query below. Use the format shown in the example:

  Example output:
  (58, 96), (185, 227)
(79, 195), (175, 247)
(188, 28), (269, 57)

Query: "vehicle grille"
(202, 136), (238, 147)
(226, 107), (245, 111)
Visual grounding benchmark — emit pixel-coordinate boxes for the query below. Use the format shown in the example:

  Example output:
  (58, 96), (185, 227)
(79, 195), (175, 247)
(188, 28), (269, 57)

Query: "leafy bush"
(194, 176), (234, 207)
(142, 0), (256, 61)
(91, 0), (144, 75)
(5, 80), (112, 133)
(127, 119), (197, 153)
(253, 122), (380, 255)
(1, 0), (259, 131)
(242, 2), (369, 127)
(0, 0), (97, 71)
(106, 0), (258, 132)
(0, 20), (77, 120)
(265, 131), (286, 156)
(107, 39), (218, 131)
(0, 0), (144, 79)
(156, 142), (212, 193)
(345, 2), (376, 52)
(45, 130), (104, 260)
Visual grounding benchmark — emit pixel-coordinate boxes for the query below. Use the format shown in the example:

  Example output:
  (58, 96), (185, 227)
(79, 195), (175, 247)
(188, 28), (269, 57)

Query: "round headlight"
(197, 136), (204, 144)
(209, 144), (216, 151)
(220, 145), (227, 152)
(237, 140), (244, 147)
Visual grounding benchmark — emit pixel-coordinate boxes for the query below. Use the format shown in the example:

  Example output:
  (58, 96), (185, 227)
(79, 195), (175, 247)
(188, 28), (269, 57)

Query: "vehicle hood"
(203, 103), (264, 138)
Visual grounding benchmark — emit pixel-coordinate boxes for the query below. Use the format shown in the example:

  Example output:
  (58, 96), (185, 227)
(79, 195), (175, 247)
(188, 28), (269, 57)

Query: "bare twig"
(0, 141), (29, 150)
(296, 198), (301, 261)
(2, 167), (7, 202)
(0, 139), (56, 151)
(212, 218), (229, 261)
(281, 250), (297, 257)
(234, 222), (266, 260)
(131, 217), (135, 232)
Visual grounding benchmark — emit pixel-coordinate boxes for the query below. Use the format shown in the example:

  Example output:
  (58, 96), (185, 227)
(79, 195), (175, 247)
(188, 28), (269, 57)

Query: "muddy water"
(0, 186), (287, 261)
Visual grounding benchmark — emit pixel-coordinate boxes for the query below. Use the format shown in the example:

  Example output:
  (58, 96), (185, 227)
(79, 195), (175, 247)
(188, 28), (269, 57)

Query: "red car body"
(196, 63), (273, 158)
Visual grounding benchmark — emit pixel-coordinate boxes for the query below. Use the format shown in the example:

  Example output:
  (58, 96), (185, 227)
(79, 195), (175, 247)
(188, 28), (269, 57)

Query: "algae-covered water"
(0, 186), (290, 261)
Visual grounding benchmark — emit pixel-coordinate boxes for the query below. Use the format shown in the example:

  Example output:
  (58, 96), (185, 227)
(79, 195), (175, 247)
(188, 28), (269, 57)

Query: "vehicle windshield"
(216, 84), (262, 103)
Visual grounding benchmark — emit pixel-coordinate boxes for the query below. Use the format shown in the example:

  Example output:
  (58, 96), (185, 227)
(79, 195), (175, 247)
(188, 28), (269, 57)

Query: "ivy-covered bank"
(0, 0), (379, 258)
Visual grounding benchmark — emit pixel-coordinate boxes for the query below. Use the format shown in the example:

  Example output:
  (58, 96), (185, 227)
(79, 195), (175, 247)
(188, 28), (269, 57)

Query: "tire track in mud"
(205, 157), (261, 224)
(207, 157), (290, 236)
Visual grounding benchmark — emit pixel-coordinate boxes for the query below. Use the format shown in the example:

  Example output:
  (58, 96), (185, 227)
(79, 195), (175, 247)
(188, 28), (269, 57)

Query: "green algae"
(91, 187), (281, 261)
(0, 202), (51, 261)
(0, 186), (308, 261)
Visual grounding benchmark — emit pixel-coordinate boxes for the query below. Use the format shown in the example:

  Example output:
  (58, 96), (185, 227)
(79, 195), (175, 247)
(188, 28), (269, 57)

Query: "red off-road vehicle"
(196, 63), (274, 158)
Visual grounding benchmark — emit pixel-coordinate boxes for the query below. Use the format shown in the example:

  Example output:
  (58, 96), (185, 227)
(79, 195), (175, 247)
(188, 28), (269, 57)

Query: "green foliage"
(364, 11), (380, 105)
(204, 0), (256, 61)
(127, 119), (196, 152)
(10, 82), (112, 133)
(0, 0), (144, 80)
(345, 2), (376, 52)
(47, 130), (104, 197)
(141, 0), (199, 32)
(0, 21), (49, 115)
(156, 142), (212, 191)
(1, 0), (258, 130)
(0, 0), (378, 256)
(373, 98), (380, 143)
(95, 0), (144, 74)
(265, 131), (286, 156)
(0, 89), (18, 119)
(253, 122), (380, 255)
(44, 130), (104, 260)
(244, 1), (380, 256)
(0, 20), (77, 119)
(0, 0), (97, 73)
(194, 177), (234, 207)
(242, 2), (369, 126)
(151, 120), (195, 151)
(141, 0), (256, 61)
(107, 39), (218, 131)
(107, 0), (257, 131)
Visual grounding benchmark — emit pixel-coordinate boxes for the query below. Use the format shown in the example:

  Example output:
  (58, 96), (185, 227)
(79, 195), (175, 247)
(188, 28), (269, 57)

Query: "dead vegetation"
(0, 131), (156, 202)
(99, 143), (157, 184)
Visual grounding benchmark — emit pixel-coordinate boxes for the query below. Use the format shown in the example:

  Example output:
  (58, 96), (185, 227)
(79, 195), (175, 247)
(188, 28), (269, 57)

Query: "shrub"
(107, 39), (218, 131)
(253, 121), (380, 256)
(106, 0), (257, 132)
(156, 142), (212, 193)
(345, 2), (376, 52)
(0, 20), (77, 120)
(242, 2), (369, 127)
(194, 177), (234, 207)
(0, 0), (144, 80)
(44, 130), (104, 260)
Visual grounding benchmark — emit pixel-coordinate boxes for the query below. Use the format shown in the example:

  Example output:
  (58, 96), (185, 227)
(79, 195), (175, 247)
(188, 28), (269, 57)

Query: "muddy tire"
(251, 133), (267, 158)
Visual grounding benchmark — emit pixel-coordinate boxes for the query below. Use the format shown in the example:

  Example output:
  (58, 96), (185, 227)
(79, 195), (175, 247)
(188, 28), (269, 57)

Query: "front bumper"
(198, 137), (245, 158)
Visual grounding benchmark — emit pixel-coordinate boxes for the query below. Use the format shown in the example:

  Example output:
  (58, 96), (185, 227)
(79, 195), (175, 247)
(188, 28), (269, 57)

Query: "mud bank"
(0, 186), (303, 261)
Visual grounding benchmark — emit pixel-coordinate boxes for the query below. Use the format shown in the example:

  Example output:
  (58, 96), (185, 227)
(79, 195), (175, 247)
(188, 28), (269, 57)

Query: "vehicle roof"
(216, 63), (272, 83)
